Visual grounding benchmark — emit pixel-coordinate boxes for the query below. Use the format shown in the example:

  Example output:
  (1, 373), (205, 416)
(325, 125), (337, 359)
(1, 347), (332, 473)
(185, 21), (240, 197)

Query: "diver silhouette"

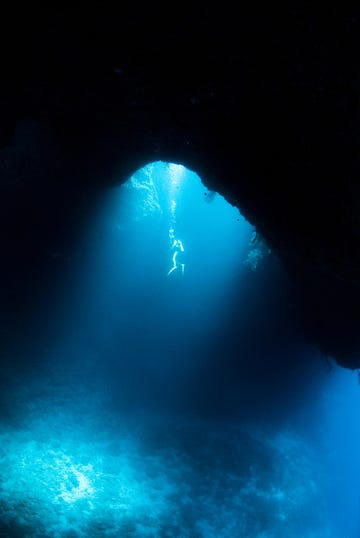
(167, 233), (185, 277)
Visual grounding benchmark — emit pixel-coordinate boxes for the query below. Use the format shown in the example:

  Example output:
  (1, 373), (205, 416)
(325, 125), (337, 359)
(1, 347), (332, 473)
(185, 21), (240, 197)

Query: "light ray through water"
(1, 162), (359, 536)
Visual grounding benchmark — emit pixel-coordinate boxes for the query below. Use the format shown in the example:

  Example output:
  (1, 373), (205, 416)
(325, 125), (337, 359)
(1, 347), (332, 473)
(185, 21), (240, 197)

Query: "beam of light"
(117, 160), (260, 284)
(168, 163), (185, 228)
(2, 155), (359, 537)
(168, 162), (185, 197)
(39, 160), (271, 415)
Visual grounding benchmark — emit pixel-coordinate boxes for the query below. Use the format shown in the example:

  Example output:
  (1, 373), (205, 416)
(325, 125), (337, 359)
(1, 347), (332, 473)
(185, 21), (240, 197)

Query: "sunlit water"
(1, 162), (359, 537)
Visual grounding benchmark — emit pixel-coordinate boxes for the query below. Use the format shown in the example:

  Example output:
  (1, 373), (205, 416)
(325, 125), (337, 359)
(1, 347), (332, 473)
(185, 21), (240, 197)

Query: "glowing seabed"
(0, 382), (334, 538)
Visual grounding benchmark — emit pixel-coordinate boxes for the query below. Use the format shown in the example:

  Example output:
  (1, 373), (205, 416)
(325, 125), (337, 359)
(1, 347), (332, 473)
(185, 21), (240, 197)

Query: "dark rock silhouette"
(1, 7), (359, 368)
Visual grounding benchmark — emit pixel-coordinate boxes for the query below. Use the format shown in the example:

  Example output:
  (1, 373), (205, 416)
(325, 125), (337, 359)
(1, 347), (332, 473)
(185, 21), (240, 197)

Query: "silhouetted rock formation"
(1, 7), (359, 368)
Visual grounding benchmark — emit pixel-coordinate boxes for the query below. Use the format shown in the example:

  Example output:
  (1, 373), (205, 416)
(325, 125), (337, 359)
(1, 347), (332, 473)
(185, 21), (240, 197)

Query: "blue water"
(0, 161), (359, 537)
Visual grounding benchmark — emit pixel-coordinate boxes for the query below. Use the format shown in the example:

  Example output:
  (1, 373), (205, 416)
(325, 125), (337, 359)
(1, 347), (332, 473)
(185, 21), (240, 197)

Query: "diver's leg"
(167, 252), (178, 276)
(167, 265), (177, 276)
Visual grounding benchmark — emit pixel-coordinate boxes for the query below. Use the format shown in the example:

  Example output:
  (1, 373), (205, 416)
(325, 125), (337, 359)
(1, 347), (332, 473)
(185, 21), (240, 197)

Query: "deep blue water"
(0, 161), (359, 537)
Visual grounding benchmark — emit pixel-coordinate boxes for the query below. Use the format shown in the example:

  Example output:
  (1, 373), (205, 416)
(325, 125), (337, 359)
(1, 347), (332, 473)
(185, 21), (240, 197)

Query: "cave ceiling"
(1, 7), (359, 369)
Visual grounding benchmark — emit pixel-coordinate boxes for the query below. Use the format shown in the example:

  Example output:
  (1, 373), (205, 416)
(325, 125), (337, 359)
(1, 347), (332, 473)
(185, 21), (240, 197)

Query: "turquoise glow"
(1, 162), (358, 536)
(0, 382), (336, 536)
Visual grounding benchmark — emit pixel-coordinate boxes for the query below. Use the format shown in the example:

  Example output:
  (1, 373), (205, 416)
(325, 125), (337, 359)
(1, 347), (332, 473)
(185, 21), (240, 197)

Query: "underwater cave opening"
(1, 160), (360, 537)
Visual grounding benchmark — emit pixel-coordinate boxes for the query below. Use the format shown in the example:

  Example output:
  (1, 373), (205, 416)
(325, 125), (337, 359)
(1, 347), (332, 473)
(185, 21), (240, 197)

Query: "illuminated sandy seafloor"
(0, 376), (336, 538)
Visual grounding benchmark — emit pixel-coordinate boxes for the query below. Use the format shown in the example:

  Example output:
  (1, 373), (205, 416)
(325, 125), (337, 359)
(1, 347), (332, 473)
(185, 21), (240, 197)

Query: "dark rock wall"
(1, 7), (359, 368)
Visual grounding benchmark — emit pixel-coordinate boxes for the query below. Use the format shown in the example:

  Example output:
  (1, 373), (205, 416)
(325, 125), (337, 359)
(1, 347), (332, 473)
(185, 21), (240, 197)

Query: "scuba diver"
(167, 229), (185, 277)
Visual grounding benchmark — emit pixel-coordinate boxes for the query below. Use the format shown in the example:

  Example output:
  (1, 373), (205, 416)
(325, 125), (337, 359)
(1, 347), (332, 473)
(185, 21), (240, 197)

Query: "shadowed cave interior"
(1, 7), (360, 537)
